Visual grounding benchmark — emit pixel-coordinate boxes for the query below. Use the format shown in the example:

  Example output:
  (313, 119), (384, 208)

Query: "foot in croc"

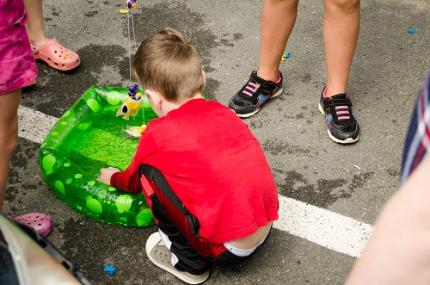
(14, 212), (53, 238)
(32, 39), (81, 72)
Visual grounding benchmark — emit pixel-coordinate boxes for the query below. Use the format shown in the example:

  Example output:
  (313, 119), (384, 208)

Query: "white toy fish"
(124, 124), (147, 138)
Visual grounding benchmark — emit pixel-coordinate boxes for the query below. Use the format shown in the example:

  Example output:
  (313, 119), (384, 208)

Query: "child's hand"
(98, 167), (120, 185)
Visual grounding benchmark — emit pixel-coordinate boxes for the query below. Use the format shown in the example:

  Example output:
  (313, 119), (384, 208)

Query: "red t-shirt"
(111, 98), (279, 244)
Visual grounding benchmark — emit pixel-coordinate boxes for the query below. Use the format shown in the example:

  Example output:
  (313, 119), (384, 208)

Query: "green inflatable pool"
(39, 86), (157, 227)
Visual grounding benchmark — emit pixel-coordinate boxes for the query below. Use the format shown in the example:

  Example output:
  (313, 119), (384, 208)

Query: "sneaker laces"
(335, 105), (351, 121)
(241, 80), (261, 97)
(323, 88), (351, 121)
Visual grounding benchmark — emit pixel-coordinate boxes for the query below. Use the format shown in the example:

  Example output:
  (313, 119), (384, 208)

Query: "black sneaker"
(318, 86), (360, 144)
(229, 71), (283, 118)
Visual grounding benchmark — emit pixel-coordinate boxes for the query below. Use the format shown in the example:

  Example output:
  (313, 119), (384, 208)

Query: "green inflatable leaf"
(86, 98), (101, 112)
(116, 194), (133, 213)
(86, 197), (103, 215)
(42, 155), (56, 175)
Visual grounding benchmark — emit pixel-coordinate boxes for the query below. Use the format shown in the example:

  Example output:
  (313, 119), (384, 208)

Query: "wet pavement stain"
(279, 171), (347, 208)
(220, 38), (234, 47)
(348, 172), (374, 191)
(263, 138), (311, 156)
(84, 10), (98, 17)
(60, 217), (157, 285)
(312, 80), (323, 89)
(6, 139), (40, 204)
(122, 2), (220, 62)
(22, 44), (127, 117)
(206, 78), (221, 100)
(233, 33), (244, 40)
(249, 119), (265, 129)
(295, 113), (304, 119)
(50, 7), (61, 17)
(386, 168), (400, 177)
(302, 73), (312, 83)
(278, 170), (374, 208)
(123, 2), (236, 100)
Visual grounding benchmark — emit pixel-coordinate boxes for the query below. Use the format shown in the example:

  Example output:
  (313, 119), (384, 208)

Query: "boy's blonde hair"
(133, 27), (205, 102)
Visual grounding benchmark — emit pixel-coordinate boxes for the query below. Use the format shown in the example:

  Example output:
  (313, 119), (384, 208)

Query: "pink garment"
(0, 0), (37, 95)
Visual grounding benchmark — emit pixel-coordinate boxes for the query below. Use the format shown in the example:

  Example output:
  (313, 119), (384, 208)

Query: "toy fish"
(127, 0), (137, 9)
(124, 124), (146, 138)
(116, 84), (143, 120)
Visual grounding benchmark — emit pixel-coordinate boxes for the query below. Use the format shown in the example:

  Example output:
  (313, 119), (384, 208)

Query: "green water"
(65, 114), (140, 176)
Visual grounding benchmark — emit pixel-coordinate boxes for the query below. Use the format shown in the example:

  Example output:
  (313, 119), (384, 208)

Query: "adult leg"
(346, 155), (430, 285)
(347, 74), (430, 285)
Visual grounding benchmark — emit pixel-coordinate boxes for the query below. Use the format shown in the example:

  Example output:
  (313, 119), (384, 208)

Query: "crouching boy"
(98, 28), (279, 284)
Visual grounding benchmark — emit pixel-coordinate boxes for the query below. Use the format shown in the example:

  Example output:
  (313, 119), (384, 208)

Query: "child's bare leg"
(24, 0), (47, 45)
(323, 0), (360, 97)
(0, 90), (21, 211)
(258, 0), (298, 81)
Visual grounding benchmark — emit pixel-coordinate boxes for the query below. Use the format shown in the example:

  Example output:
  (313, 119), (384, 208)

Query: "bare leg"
(347, 155), (430, 285)
(24, 0), (47, 46)
(323, 0), (360, 97)
(258, 0), (298, 81)
(0, 90), (21, 210)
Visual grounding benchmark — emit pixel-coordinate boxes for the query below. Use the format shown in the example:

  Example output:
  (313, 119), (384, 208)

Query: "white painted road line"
(18, 105), (58, 144)
(274, 196), (373, 257)
(17, 104), (374, 257)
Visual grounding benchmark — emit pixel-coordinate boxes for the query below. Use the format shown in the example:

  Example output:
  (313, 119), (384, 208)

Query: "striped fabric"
(400, 73), (430, 183)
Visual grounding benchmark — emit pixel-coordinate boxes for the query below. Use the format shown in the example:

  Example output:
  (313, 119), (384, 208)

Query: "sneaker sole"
(236, 87), (284, 118)
(145, 233), (209, 285)
(318, 103), (360, 144)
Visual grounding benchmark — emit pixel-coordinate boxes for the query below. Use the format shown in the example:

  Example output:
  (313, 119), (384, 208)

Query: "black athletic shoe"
(229, 71), (283, 118)
(318, 86), (360, 144)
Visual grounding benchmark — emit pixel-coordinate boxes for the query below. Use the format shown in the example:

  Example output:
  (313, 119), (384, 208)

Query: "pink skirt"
(0, 0), (37, 95)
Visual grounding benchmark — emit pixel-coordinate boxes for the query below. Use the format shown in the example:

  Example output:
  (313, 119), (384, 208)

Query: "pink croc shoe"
(14, 212), (53, 237)
(32, 39), (80, 72)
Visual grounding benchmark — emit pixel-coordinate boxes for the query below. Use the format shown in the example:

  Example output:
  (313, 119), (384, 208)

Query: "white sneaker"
(145, 232), (209, 284)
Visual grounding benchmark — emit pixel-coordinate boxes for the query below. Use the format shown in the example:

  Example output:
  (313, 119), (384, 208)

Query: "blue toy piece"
(281, 51), (291, 61)
(103, 264), (116, 278)
(407, 28), (417, 35)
